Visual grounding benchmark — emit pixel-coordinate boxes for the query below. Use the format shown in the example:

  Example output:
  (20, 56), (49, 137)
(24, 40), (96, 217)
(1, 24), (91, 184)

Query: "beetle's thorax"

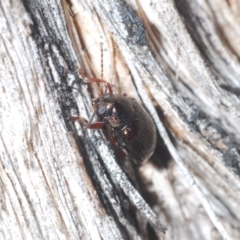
(93, 94), (135, 129)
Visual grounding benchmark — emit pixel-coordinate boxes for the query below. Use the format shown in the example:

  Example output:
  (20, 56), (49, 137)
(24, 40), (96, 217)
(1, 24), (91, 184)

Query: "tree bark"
(0, 0), (240, 239)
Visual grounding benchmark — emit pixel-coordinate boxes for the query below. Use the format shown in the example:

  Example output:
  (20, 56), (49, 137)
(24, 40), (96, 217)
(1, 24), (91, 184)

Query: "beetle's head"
(92, 94), (116, 120)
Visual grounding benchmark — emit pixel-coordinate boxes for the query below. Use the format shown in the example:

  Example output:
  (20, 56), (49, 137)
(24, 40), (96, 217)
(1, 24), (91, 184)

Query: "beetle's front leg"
(70, 116), (105, 129)
(77, 68), (113, 96)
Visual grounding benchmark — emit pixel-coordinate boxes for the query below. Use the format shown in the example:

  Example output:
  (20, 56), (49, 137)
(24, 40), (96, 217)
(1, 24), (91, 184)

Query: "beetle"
(72, 68), (156, 163)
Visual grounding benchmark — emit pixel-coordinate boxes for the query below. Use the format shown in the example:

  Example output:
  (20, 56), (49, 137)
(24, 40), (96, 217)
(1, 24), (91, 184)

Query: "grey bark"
(0, 0), (240, 240)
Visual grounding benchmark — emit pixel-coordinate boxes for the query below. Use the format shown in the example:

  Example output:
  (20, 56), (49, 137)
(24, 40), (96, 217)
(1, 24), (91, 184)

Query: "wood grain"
(0, 0), (240, 239)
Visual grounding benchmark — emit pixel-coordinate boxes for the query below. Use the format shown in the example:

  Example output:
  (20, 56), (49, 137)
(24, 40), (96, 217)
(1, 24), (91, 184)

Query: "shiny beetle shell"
(94, 94), (156, 163)
(73, 69), (157, 163)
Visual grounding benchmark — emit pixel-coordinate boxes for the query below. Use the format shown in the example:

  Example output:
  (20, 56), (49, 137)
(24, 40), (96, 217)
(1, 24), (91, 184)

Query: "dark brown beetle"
(72, 69), (156, 163)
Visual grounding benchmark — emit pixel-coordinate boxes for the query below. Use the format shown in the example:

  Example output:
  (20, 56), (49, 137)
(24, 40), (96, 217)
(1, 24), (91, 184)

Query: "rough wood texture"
(0, 0), (240, 239)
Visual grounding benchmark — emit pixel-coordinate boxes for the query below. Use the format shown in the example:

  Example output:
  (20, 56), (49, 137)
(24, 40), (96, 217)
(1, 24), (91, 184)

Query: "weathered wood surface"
(0, 0), (240, 239)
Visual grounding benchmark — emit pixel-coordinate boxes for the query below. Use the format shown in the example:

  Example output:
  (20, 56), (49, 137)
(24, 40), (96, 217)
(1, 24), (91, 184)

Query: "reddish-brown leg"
(77, 68), (113, 95)
(108, 131), (127, 160)
(87, 78), (113, 95)
(70, 116), (105, 129)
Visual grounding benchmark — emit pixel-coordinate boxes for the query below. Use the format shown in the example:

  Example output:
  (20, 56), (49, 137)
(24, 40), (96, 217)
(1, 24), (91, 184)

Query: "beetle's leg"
(85, 77), (113, 96)
(70, 116), (105, 129)
(77, 68), (113, 96)
(70, 116), (87, 125)
(84, 122), (105, 129)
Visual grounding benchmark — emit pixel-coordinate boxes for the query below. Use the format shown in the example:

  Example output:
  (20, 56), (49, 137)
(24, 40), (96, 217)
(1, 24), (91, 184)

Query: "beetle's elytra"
(72, 69), (156, 163)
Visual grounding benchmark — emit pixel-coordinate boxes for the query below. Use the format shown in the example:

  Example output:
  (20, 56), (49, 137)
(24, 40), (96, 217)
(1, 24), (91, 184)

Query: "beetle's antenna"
(100, 42), (104, 80)
(98, 84), (103, 98)
(88, 110), (97, 124)
(98, 42), (104, 97)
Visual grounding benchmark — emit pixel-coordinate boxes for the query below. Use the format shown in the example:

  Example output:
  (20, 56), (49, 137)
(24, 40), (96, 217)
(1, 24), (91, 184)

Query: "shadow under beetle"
(71, 69), (156, 164)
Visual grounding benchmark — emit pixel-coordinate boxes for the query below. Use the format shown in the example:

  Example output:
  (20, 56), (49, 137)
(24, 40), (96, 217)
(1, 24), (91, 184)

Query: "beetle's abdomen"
(121, 99), (156, 163)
